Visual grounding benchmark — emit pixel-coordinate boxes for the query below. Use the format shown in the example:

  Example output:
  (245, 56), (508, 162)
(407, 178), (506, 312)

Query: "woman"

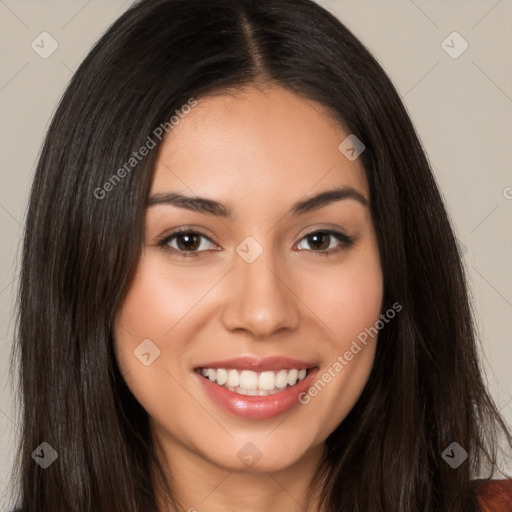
(9, 0), (512, 510)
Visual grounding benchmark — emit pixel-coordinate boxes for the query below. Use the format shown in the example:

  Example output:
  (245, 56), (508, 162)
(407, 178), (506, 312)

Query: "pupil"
(178, 234), (199, 251)
(309, 232), (329, 250)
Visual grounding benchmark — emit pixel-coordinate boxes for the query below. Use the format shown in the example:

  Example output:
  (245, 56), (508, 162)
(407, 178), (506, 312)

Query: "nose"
(221, 243), (300, 339)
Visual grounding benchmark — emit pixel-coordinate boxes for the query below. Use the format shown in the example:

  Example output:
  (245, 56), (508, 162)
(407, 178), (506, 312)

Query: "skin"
(114, 85), (383, 512)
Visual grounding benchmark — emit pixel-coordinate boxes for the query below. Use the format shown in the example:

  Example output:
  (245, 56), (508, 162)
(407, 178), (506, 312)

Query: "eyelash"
(158, 228), (356, 259)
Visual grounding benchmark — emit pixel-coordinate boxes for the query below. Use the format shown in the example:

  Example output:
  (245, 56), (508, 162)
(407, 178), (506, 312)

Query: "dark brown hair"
(10, 0), (511, 510)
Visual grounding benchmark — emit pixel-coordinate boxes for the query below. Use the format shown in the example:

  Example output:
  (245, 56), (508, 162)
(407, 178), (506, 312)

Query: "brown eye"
(174, 233), (202, 251)
(296, 229), (355, 255)
(305, 232), (331, 251)
(159, 230), (216, 257)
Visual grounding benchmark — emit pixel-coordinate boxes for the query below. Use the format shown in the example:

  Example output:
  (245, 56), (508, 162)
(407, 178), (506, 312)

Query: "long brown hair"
(10, 0), (511, 510)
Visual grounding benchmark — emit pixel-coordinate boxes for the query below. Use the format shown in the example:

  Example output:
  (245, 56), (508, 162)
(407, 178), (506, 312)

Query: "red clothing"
(476, 479), (512, 512)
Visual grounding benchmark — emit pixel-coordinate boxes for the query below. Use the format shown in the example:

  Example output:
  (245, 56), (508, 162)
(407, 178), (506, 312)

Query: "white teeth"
(287, 369), (299, 386)
(199, 367), (311, 394)
(239, 370), (258, 390)
(258, 371), (276, 390)
(227, 369), (240, 387)
(216, 369), (228, 385)
(275, 369), (289, 389)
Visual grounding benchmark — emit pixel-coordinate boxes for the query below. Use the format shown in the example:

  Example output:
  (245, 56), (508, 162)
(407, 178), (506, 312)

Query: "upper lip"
(194, 356), (318, 372)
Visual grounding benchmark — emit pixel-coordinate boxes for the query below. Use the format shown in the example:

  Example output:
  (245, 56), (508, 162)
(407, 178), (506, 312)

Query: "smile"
(193, 356), (319, 420)
(197, 367), (309, 396)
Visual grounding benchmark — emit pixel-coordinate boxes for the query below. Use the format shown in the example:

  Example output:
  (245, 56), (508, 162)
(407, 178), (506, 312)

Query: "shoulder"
(474, 478), (512, 512)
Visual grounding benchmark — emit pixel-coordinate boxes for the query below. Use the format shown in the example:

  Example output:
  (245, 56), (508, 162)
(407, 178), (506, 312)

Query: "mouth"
(195, 366), (312, 396)
(193, 356), (319, 420)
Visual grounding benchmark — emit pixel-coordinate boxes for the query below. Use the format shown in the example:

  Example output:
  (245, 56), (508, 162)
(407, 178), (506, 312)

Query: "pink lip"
(195, 365), (319, 420)
(194, 355), (317, 372)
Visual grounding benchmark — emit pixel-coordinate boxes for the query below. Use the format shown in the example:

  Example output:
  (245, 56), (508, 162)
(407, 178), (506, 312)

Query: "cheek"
(115, 249), (212, 348)
(302, 240), (383, 344)
(112, 258), (206, 453)
(293, 240), (383, 431)
(112, 252), (192, 405)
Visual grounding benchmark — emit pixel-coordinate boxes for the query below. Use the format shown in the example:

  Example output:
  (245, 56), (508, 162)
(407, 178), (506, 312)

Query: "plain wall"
(1, 0), (511, 508)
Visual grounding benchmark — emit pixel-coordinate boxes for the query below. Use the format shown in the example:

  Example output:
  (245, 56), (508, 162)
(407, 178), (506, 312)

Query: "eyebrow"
(146, 186), (368, 218)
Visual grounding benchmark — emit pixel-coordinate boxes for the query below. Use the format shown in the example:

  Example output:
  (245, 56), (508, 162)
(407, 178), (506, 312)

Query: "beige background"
(0, 0), (511, 507)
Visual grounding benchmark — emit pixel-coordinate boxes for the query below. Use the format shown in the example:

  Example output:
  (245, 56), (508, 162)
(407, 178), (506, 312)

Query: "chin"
(200, 436), (319, 474)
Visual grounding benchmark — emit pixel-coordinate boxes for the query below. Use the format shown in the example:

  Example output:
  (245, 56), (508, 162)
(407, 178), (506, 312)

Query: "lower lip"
(195, 368), (319, 420)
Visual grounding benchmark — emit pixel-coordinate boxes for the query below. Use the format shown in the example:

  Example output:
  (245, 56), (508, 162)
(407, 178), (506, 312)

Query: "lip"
(195, 364), (320, 420)
(194, 355), (317, 372)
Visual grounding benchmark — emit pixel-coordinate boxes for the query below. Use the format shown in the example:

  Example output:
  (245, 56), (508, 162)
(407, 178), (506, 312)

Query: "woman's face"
(114, 85), (383, 474)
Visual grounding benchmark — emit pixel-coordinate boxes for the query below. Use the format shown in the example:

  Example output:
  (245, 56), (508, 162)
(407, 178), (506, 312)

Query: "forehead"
(150, 86), (368, 207)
